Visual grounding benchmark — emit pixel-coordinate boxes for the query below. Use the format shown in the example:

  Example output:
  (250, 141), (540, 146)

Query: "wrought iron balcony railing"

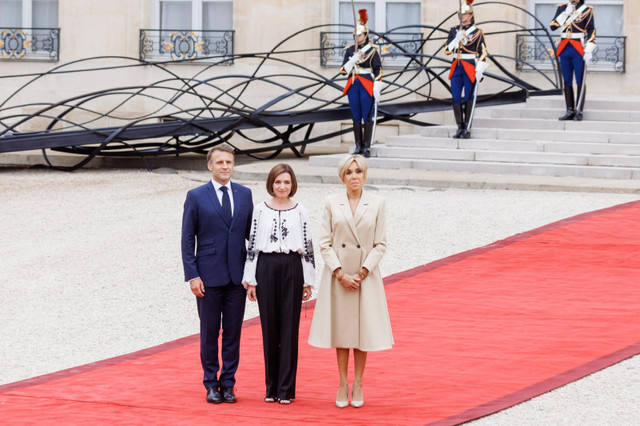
(139, 29), (234, 64)
(320, 31), (423, 68)
(0, 28), (59, 61)
(516, 34), (625, 73)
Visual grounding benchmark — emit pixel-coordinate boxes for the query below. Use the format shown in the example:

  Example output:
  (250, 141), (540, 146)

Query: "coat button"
(357, 245), (361, 248)
(341, 244), (346, 248)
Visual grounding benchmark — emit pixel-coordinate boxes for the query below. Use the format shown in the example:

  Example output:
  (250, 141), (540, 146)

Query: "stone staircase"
(309, 95), (640, 180)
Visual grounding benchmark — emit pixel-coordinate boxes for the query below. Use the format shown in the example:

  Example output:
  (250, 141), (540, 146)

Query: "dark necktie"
(220, 186), (232, 223)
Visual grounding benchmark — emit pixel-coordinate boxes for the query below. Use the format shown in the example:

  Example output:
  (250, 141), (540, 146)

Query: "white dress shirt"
(211, 179), (234, 216)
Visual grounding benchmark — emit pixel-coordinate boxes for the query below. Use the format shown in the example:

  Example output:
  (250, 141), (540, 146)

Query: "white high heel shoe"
(350, 387), (364, 408)
(336, 385), (349, 408)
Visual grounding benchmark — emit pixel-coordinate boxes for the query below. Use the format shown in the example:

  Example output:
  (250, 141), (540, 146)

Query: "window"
(0, 0), (59, 61)
(143, 0), (234, 63)
(0, 0), (58, 28)
(334, 0), (420, 34)
(327, 0), (422, 67)
(153, 0), (233, 31)
(531, 0), (622, 37)
(522, 0), (625, 73)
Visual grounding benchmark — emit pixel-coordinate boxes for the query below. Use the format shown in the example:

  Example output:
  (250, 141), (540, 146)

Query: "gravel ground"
(1, 168), (639, 423)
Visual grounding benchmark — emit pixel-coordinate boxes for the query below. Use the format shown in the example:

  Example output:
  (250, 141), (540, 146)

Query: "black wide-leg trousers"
(255, 252), (304, 400)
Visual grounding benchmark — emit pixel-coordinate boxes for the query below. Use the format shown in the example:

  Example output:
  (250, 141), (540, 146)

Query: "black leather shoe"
(206, 387), (223, 404)
(221, 386), (237, 403)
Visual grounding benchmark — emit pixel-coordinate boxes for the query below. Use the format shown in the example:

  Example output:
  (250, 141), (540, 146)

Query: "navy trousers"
(450, 62), (475, 104)
(560, 43), (585, 87)
(347, 78), (375, 123)
(196, 282), (246, 390)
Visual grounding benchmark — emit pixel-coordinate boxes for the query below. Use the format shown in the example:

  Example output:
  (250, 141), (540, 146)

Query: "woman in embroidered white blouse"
(242, 163), (315, 405)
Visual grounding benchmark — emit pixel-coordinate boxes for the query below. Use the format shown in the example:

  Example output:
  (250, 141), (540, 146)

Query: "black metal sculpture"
(0, 2), (560, 171)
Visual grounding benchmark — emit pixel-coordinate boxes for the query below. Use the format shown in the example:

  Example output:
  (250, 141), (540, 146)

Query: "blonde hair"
(337, 154), (368, 181)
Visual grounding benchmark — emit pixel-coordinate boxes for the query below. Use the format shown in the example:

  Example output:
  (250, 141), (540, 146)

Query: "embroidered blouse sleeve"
(299, 205), (316, 290)
(242, 203), (262, 287)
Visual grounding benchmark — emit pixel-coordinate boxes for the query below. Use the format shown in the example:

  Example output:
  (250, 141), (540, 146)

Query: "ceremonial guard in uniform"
(341, 9), (382, 158)
(444, 0), (488, 139)
(550, 0), (596, 121)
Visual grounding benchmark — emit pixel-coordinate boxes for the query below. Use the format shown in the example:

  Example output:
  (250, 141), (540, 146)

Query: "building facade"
(0, 0), (635, 145)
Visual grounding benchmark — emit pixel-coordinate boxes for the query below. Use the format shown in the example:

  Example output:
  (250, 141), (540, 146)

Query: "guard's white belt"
(459, 54), (476, 60)
(354, 67), (372, 74)
(562, 33), (584, 40)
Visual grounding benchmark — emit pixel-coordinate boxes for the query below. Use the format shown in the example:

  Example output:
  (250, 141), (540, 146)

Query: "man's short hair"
(207, 143), (235, 163)
(266, 163), (298, 197)
(337, 154), (368, 181)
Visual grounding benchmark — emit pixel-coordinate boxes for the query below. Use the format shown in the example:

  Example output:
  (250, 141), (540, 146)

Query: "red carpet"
(2, 200), (640, 425)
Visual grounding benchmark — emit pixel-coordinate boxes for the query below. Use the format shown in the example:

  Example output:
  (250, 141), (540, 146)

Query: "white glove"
(475, 61), (488, 82)
(453, 30), (465, 45)
(373, 80), (382, 103)
(349, 50), (363, 66)
(448, 30), (466, 51)
(343, 50), (363, 74)
(556, 4), (573, 26)
(583, 51), (592, 64)
(583, 42), (595, 64)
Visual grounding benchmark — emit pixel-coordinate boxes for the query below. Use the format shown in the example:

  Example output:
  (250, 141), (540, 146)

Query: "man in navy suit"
(181, 144), (253, 404)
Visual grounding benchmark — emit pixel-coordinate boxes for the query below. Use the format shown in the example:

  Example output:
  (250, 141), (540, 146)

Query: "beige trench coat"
(308, 191), (393, 351)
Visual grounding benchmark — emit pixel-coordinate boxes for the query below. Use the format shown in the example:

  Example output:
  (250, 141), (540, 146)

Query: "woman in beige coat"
(308, 154), (393, 408)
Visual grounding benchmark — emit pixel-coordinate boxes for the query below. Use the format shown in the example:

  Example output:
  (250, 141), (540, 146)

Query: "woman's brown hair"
(266, 163), (298, 197)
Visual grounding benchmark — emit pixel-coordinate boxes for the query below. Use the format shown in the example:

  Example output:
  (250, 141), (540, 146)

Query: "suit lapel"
(338, 192), (362, 245)
(229, 182), (241, 229)
(205, 181), (231, 226)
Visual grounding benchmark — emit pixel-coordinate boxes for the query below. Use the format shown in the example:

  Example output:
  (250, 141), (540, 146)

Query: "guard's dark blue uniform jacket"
(340, 40), (382, 96)
(550, 0), (596, 57)
(444, 24), (488, 83)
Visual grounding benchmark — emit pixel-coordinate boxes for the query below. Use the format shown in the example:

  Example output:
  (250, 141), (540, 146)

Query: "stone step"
(419, 125), (638, 144)
(387, 135), (543, 152)
(387, 135), (640, 156)
(526, 96), (640, 111)
(544, 141), (640, 156)
(372, 146), (640, 168)
(472, 117), (640, 134)
(475, 107), (640, 122)
(308, 154), (640, 180)
(323, 94), (640, 182)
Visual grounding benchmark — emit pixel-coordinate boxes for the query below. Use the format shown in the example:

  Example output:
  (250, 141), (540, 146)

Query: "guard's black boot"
(362, 121), (373, 158)
(460, 100), (473, 139)
(559, 86), (575, 121)
(452, 103), (464, 139)
(352, 121), (363, 154)
(574, 84), (586, 121)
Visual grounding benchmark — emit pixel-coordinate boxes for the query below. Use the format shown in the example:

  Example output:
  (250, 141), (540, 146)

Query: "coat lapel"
(205, 181), (231, 226)
(353, 191), (370, 226)
(338, 192), (362, 245)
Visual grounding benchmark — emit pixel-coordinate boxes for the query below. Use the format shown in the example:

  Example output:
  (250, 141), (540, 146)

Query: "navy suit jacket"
(181, 180), (253, 287)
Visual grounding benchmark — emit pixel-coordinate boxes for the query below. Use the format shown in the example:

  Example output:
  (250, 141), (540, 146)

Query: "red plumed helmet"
(461, 0), (474, 14)
(354, 9), (369, 36)
(358, 9), (368, 25)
